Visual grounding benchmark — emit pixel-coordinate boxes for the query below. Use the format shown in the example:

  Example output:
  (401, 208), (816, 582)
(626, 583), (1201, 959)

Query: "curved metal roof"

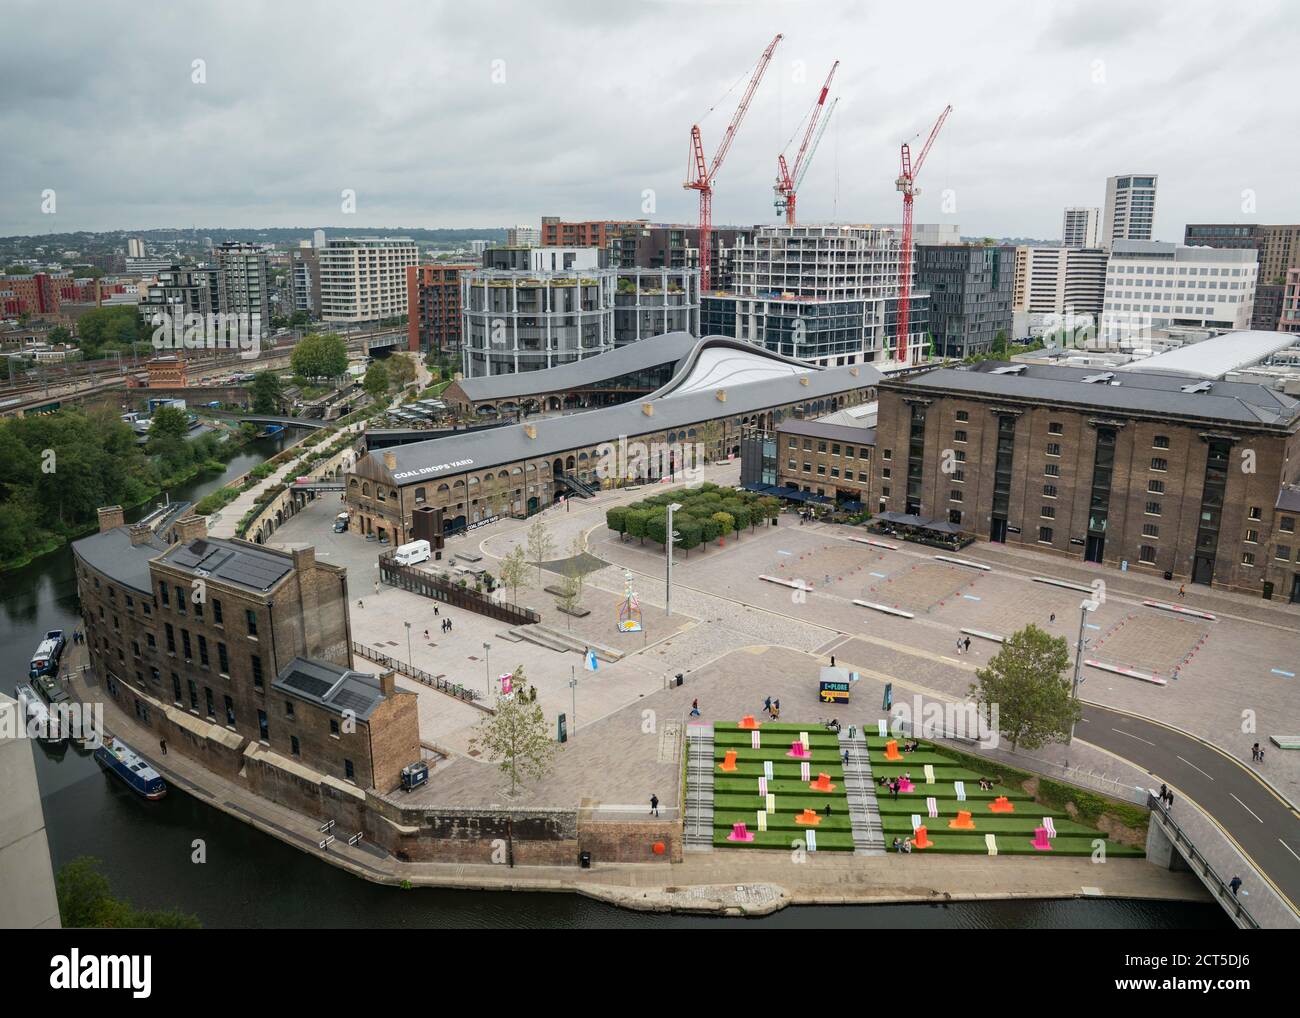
(1119, 331), (1297, 380)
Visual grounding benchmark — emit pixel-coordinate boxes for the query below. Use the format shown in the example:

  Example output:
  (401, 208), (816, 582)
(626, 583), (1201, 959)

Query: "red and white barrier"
(1083, 659), (1168, 686)
(1142, 600), (1216, 621)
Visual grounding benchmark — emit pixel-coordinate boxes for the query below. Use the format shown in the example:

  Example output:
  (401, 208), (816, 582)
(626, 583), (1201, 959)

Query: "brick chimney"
(97, 505), (125, 533)
(291, 546), (316, 573)
(128, 523), (153, 546)
(173, 514), (208, 543)
(382, 451), (397, 471)
(378, 669), (396, 696)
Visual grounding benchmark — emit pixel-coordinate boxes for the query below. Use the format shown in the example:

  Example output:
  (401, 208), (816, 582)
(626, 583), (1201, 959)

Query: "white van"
(394, 539), (431, 566)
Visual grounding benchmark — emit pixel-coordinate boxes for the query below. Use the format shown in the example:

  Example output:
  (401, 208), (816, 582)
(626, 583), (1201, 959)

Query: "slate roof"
(273, 657), (387, 720)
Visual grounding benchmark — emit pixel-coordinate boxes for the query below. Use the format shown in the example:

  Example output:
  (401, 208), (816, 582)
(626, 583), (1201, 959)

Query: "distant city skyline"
(2, 0), (1297, 238)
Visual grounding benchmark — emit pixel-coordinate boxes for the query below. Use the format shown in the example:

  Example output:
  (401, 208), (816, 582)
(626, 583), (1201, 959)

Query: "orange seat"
(948, 810), (976, 830)
(794, 809), (822, 826)
(988, 796), (1015, 813)
(739, 715), (761, 729)
(912, 825), (933, 849)
(884, 739), (902, 761)
(809, 773), (836, 792)
(718, 750), (738, 772)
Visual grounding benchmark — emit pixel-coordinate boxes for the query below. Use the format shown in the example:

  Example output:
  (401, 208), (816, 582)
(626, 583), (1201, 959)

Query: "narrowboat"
(94, 736), (167, 800)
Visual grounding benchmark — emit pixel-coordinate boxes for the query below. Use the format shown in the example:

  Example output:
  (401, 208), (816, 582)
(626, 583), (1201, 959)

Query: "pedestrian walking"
(956, 637), (963, 654)
(842, 749), (850, 765)
(964, 637), (971, 654)
(1049, 612), (1056, 624)
(763, 696), (772, 714)
(1251, 742), (1260, 762)
(159, 738), (167, 756)
(1165, 789), (1175, 808)
(1178, 584), (1185, 599)
(1259, 747), (1265, 764)
(434, 605), (440, 616)
(1229, 876), (1242, 898)
(689, 698), (701, 718)
(424, 629), (430, 640)
(1159, 783), (1168, 802)
(357, 600), (364, 610)
(649, 794), (659, 817)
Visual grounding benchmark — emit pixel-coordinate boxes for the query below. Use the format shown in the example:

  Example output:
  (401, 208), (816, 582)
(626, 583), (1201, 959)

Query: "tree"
(993, 330), (1010, 359)
(56, 856), (200, 929)
(605, 505), (629, 540)
(249, 371), (283, 414)
(698, 419), (723, 462)
(48, 326), (72, 347)
(468, 668), (558, 796)
(711, 511), (734, 543)
(624, 508), (649, 544)
(675, 516), (702, 556)
(499, 544), (528, 604)
(387, 352), (416, 389)
(644, 512), (667, 546)
(969, 624), (1078, 752)
(730, 503), (751, 534)
(363, 361), (390, 400)
(290, 332), (348, 380)
(525, 518), (554, 584)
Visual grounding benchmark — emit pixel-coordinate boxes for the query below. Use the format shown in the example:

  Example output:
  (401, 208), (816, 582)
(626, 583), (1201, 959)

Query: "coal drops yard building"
(346, 335), (882, 544)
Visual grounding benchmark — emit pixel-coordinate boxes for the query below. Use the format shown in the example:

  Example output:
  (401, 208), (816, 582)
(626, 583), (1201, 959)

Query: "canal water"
(3, 431), (1231, 929)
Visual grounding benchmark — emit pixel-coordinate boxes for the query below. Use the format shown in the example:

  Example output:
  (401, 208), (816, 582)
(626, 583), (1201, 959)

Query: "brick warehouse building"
(875, 362), (1300, 598)
(73, 503), (420, 792)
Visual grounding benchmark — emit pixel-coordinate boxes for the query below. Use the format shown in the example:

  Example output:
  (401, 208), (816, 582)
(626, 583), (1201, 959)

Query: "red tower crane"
(895, 104), (952, 364)
(775, 60), (839, 225)
(685, 33), (783, 291)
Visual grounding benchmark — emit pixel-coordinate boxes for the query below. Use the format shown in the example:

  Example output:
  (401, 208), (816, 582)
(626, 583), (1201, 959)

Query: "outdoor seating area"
(713, 722), (855, 851)
(867, 732), (1144, 857)
(867, 511), (974, 551)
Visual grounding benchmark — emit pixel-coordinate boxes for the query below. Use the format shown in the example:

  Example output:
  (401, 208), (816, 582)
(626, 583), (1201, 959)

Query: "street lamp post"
(483, 641), (491, 696)
(665, 502), (683, 617)
(569, 666), (577, 739)
(1067, 598), (1099, 744)
(404, 620), (412, 671)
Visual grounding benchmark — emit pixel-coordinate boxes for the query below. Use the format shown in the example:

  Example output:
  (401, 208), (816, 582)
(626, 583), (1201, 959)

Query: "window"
(954, 430), (967, 443)
(1148, 479), (1165, 494)
(329, 719), (340, 738)
(290, 736), (301, 757)
(218, 642), (229, 674)
(160, 582), (169, 607)
(204, 686), (215, 718)
(1040, 506), (1055, 519)
(1281, 517), (1295, 534)
(954, 451), (966, 463)
(1241, 551), (1255, 566)
(198, 635), (209, 667)
(1153, 435), (1170, 449)
(285, 700), (295, 719)
(175, 586), (185, 614)
(948, 509), (962, 525)
(181, 630), (192, 660)
(251, 655), (264, 689)
(1043, 484), (1057, 498)
(147, 633), (156, 649)
(165, 623), (176, 653)
(882, 467), (891, 479)
(344, 759), (355, 782)
(245, 609), (258, 637)
(1275, 546), (1291, 561)
(1248, 506), (1261, 521)
(1245, 529), (1259, 544)
(187, 680), (198, 711)
(1044, 464), (1060, 478)
(955, 411), (969, 422)
(1142, 523), (1159, 538)
(1145, 501), (1162, 516)
(1038, 527), (1053, 544)
(132, 640), (141, 658)
(883, 449), (892, 461)
(950, 489), (962, 502)
(224, 696), (236, 727)
(1139, 545), (1157, 564)
(257, 709), (269, 742)
(1046, 443), (1061, 457)
(213, 599), (223, 625)
(952, 470), (965, 483)
(1150, 458), (1168, 472)
(1048, 422), (1063, 435)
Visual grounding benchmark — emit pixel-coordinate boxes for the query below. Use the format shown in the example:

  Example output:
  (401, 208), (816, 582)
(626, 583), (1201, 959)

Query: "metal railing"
(350, 640), (482, 704)
(1147, 793), (1260, 929)
(379, 551), (540, 625)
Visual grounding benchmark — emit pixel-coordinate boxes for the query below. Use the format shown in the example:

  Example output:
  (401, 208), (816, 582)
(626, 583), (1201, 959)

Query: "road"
(1078, 702), (1300, 914)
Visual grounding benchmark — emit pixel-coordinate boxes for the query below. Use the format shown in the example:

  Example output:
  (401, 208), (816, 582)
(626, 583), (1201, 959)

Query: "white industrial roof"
(657, 343), (814, 397)
(1119, 331), (1297, 380)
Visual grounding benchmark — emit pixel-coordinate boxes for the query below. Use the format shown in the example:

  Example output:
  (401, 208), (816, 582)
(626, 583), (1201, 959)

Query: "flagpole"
(570, 664), (577, 739)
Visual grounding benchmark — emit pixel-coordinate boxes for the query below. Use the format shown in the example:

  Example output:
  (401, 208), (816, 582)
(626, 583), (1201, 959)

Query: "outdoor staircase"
(560, 472), (597, 498)
(840, 727), (886, 855)
(683, 723), (715, 851)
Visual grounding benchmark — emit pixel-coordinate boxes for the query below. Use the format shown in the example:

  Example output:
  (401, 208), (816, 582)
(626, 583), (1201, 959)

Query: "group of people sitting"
(977, 777), (997, 791)
(877, 772), (911, 799)
(900, 739), (919, 754)
(891, 836), (914, 854)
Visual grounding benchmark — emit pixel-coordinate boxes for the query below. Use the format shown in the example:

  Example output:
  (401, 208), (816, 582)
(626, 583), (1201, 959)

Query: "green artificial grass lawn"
(702, 722), (1145, 859)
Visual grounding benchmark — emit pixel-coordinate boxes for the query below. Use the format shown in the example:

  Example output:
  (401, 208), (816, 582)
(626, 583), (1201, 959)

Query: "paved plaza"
(272, 463), (1300, 812)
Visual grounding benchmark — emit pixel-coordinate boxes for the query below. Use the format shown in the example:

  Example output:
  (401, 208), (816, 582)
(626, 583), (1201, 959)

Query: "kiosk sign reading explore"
(818, 665), (855, 704)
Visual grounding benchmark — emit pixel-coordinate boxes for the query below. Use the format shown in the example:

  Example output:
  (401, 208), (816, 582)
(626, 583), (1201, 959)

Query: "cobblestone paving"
(1090, 611), (1212, 678)
(864, 561), (984, 614)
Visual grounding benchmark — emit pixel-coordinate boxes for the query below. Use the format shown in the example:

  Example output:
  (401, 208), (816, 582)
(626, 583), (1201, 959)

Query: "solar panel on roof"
(281, 671), (333, 697)
(334, 688), (375, 714)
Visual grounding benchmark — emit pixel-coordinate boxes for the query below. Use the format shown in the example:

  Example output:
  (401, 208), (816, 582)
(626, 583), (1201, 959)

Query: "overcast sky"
(3, 0), (1297, 240)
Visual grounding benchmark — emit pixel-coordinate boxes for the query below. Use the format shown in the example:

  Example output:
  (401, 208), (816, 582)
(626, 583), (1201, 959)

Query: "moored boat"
(93, 736), (167, 800)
